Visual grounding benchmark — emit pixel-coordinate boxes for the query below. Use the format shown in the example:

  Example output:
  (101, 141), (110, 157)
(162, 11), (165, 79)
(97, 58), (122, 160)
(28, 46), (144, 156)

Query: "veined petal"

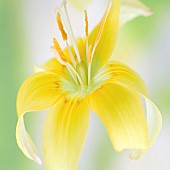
(130, 95), (162, 159)
(16, 72), (61, 164)
(43, 97), (90, 170)
(90, 83), (148, 152)
(103, 62), (162, 158)
(105, 61), (148, 96)
(17, 72), (61, 115)
(120, 0), (152, 25)
(89, 0), (120, 70)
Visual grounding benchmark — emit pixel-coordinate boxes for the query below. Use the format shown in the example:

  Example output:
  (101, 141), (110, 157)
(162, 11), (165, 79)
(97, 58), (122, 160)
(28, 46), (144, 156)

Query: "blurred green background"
(0, 0), (170, 170)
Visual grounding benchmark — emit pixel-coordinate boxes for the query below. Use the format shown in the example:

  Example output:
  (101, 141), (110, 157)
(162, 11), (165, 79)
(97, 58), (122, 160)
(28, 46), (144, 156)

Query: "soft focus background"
(0, 0), (170, 169)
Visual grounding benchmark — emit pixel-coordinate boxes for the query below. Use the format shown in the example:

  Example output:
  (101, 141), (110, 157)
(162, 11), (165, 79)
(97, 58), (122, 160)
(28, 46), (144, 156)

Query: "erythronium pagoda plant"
(16, 0), (162, 169)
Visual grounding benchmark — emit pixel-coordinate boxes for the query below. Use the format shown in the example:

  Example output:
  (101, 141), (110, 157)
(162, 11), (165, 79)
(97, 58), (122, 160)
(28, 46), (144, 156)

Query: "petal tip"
(35, 157), (42, 165)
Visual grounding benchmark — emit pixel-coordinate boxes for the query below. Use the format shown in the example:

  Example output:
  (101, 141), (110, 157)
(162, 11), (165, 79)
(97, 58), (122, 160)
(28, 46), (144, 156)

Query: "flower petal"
(106, 61), (148, 96)
(120, 0), (152, 25)
(16, 117), (42, 164)
(39, 58), (65, 75)
(89, 0), (120, 70)
(104, 62), (162, 158)
(16, 72), (61, 164)
(90, 83), (148, 152)
(43, 97), (90, 170)
(129, 95), (162, 159)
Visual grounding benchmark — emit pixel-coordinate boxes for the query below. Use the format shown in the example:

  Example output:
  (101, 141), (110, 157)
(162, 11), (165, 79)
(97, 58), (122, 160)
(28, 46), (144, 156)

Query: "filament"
(62, 4), (81, 63)
(67, 63), (84, 85)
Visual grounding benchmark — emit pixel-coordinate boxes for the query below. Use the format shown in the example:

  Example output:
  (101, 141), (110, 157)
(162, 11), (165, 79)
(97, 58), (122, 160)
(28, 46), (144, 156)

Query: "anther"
(84, 10), (89, 37)
(85, 10), (89, 63)
(56, 12), (77, 67)
(56, 13), (68, 41)
(53, 38), (67, 65)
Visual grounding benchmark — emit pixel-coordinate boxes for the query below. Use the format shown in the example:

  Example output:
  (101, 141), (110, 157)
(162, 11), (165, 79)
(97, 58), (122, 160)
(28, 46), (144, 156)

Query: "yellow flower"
(16, 0), (162, 169)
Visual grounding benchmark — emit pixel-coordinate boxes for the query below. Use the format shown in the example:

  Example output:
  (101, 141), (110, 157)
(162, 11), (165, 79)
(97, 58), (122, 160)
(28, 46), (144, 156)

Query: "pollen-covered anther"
(56, 13), (68, 41)
(84, 10), (89, 37)
(53, 38), (67, 65)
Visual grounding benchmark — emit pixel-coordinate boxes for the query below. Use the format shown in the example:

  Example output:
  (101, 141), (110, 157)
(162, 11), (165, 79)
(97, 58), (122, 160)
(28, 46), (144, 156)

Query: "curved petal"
(89, 0), (120, 70)
(101, 62), (162, 158)
(120, 0), (152, 25)
(129, 95), (162, 159)
(43, 97), (90, 170)
(16, 117), (42, 164)
(16, 72), (61, 164)
(90, 83), (148, 152)
(105, 61), (148, 96)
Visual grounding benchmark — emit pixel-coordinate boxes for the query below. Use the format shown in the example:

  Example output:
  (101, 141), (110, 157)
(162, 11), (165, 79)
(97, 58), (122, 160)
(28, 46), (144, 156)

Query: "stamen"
(62, 4), (81, 63)
(66, 64), (79, 85)
(56, 12), (76, 67)
(87, 45), (92, 64)
(52, 44), (82, 85)
(56, 13), (68, 41)
(67, 63), (84, 85)
(53, 38), (67, 65)
(94, 1), (112, 47)
(85, 10), (89, 63)
(52, 42), (83, 85)
(51, 47), (67, 66)
(84, 10), (89, 37)
(65, 41), (77, 67)
(87, 45), (92, 85)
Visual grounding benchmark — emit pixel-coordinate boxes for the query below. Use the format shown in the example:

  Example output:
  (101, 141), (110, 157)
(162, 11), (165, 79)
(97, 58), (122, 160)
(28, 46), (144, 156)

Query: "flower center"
(52, 0), (112, 97)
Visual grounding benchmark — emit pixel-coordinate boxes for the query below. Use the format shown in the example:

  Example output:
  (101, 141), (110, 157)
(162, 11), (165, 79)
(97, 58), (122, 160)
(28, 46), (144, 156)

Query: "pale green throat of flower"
(52, 1), (112, 98)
